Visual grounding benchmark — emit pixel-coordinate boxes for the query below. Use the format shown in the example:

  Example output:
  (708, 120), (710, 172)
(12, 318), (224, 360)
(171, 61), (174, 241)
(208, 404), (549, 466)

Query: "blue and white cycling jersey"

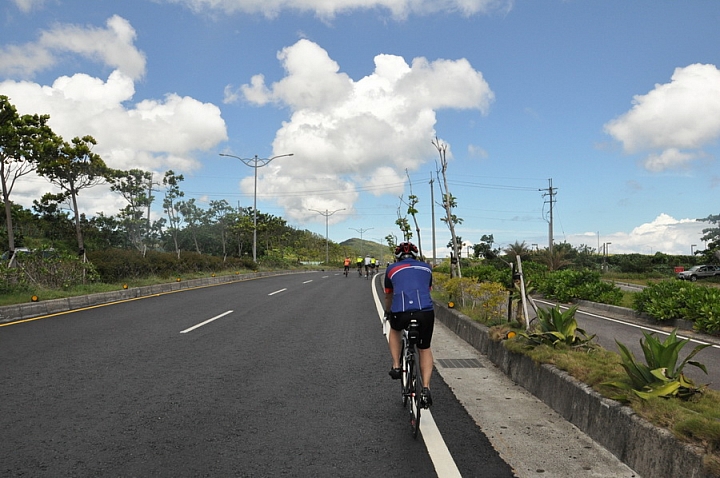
(384, 259), (433, 313)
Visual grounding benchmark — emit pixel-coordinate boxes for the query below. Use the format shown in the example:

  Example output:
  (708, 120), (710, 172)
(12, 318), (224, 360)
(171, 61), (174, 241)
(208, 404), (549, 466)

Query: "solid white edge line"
(180, 310), (233, 334)
(371, 275), (462, 478)
(268, 288), (287, 296)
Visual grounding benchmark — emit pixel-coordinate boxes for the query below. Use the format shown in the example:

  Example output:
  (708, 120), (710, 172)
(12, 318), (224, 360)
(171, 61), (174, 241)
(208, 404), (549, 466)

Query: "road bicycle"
(400, 319), (424, 438)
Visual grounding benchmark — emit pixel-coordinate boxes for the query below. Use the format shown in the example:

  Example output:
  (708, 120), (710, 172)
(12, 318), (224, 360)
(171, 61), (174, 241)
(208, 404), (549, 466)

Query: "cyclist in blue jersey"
(384, 241), (434, 408)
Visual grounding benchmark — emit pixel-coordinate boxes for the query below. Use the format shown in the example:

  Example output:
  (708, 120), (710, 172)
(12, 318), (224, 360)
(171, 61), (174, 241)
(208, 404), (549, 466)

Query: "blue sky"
(1, 0), (719, 257)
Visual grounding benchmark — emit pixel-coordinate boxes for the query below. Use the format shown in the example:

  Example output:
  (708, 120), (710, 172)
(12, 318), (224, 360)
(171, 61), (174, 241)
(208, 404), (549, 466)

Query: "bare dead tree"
(432, 137), (462, 278)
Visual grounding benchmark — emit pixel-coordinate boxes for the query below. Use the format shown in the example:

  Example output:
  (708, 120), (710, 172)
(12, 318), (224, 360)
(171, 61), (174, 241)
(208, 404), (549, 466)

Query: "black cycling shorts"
(389, 309), (434, 349)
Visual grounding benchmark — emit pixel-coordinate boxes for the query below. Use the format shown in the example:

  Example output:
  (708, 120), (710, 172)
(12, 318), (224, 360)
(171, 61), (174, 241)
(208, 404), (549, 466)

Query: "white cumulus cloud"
(0, 15), (146, 80)
(11, 0), (46, 12)
(604, 63), (720, 172)
(567, 214), (705, 256)
(160, 0), (513, 19)
(227, 39), (494, 224)
(0, 15), (226, 218)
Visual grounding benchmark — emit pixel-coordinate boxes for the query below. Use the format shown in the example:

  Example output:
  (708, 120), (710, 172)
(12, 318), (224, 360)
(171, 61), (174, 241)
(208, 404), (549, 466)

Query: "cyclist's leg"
(418, 348), (433, 389)
(388, 327), (402, 370)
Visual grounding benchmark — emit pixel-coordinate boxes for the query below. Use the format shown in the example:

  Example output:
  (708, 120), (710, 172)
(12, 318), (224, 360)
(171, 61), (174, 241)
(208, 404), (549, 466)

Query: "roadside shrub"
(0, 265), (30, 293)
(633, 280), (697, 322)
(87, 249), (258, 282)
(538, 269), (622, 304)
(0, 253), (98, 291)
(463, 264), (511, 287)
(433, 273), (508, 323)
(633, 280), (720, 335)
(693, 287), (720, 335)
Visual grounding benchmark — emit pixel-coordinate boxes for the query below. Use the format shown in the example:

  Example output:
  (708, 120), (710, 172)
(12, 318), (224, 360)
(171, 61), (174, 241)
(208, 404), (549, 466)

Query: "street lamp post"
(310, 208), (345, 264)
(691, 244), (697, 255)
(349, 227), (373, 255)
(603, 242), (612, 270)
(220, 152), (293, 263)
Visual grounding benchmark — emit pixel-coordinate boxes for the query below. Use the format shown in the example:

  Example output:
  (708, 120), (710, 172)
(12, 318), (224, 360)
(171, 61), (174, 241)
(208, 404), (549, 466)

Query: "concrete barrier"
(434, 301), (715, 478)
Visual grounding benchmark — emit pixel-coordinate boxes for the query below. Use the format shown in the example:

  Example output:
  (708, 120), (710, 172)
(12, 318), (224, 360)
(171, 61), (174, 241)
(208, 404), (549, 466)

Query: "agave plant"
(606, 328), (710, 401)
(520, 305), (595, 348)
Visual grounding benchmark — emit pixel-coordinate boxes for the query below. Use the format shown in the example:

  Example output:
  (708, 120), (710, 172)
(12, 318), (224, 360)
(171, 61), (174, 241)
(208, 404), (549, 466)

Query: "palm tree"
(537, 247), (572, 271)
(504, 240), (531, 262)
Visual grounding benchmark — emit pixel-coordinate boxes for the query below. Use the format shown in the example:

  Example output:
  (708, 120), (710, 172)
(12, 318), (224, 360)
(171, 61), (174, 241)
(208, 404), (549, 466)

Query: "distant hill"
(341, 238), (394, 264)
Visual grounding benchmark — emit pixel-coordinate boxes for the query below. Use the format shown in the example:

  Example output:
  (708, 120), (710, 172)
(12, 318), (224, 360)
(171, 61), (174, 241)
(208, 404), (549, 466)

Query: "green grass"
(619, 291), (636, 308)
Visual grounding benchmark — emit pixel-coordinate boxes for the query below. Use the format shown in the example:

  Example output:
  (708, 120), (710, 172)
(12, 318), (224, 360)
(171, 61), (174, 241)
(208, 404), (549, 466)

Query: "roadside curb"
(433, 300), (716, 478)
(0, 270), (304, 324)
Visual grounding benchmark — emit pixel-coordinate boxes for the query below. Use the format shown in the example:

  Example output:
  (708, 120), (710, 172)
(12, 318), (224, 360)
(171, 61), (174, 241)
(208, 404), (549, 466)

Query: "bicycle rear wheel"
(400, 337), (409, 407)
(409, 348), (421, 438)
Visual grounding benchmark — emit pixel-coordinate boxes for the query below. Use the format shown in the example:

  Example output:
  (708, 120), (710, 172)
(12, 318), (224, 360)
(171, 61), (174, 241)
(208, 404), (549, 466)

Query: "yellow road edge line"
(0, 272), (293, 327)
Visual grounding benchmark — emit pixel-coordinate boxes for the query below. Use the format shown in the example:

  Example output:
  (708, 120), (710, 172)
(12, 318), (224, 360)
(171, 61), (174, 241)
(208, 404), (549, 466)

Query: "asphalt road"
(0, 271), (515, 477)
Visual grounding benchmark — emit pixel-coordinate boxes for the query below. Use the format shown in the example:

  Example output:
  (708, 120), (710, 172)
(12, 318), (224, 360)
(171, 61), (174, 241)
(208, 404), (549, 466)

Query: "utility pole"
(541, 178), (556, 253)
(430, 173), (436, 265)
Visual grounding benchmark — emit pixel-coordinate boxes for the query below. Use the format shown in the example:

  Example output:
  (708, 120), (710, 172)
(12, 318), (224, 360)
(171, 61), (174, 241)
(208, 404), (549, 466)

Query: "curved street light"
(219, 152), (293, 263)
(350, 227), (374, 256)
(309, 208), (345, 264)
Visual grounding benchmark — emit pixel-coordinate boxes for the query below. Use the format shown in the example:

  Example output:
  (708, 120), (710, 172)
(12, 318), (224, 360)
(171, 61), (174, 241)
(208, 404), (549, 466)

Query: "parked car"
(0, 247), (31, 261)
(676, 265), (720, 281)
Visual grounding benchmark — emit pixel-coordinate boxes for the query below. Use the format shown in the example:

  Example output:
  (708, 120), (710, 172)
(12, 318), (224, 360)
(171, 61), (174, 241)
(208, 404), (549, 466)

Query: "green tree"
(36, 135), (112, 260)
(0, 96), (55, 265)
(208, 199), (234, 261)
(178, 198), (205, 254)
(473, 234), (498, 259)
(504, 240), (531, 263)
(161, 170), (184, 259)
(537, 246), (572, 272)
(698, 214), (720, 262)
(108, 168), (154, 253)
(33, 193), (74, 246)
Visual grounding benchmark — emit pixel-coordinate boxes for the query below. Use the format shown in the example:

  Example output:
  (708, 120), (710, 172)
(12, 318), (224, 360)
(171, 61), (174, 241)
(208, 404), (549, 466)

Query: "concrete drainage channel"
(433, 302), (715, 478)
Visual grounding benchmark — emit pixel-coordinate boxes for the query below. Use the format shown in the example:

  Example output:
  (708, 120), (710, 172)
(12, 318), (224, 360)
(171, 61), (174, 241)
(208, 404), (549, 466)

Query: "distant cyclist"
(370, 256), (377, 275)
(343, 256), (351, 275)
(356, 256), (363, 275)
(384, 242), (434, 408)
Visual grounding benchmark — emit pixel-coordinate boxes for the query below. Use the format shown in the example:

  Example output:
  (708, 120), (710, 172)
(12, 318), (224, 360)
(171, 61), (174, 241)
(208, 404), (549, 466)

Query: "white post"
(516, 255), (531, 331)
